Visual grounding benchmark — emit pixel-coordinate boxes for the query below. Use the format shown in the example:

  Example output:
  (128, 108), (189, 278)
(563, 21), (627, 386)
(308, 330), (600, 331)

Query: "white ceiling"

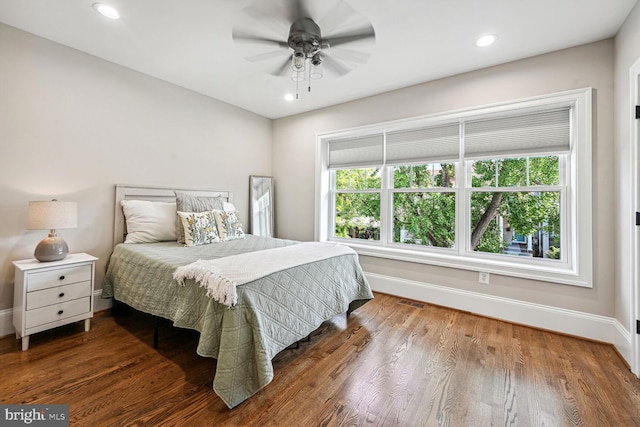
(0, 0), (637, 119)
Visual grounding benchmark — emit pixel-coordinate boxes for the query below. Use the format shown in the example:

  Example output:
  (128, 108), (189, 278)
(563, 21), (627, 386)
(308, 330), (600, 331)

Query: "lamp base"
(34, 233), (69, 262)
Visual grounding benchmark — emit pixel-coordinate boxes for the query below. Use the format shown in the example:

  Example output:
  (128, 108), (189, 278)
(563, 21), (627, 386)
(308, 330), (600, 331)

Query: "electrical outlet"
(478, 272), (490, 284)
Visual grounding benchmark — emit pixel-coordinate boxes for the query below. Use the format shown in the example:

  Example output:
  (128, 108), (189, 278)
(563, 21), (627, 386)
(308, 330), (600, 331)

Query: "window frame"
(315, 88), (592, 287)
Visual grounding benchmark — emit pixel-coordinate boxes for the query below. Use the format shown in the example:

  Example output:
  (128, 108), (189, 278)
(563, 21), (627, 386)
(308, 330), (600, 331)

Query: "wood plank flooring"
(1, 292), (640, 426)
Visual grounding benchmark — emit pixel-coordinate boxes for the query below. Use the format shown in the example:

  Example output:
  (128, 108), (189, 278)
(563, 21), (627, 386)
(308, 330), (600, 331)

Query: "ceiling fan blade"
(246, 50), (290, 63)
(232, 30), (289, 49)
(320, 54), (351, 77)
(242, 4), (291, 38)
(316, 0), (358, 35)
(272, 54), (293, 77)
(325, 25), (375, 48)
(327, 46), (371, 65)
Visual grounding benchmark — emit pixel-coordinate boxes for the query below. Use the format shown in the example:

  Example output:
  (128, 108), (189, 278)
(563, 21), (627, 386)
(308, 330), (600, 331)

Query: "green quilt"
(102, 235), (373, 408)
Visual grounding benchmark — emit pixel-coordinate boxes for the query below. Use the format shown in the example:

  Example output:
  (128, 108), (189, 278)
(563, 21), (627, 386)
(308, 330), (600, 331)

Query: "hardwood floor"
(1, 292), (640, 426)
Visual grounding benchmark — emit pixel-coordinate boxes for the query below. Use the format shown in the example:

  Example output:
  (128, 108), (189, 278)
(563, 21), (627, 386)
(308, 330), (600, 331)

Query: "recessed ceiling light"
(476, 34), (497, 47)
(92, 3), (120, 20)
(284, 94), (295, 102)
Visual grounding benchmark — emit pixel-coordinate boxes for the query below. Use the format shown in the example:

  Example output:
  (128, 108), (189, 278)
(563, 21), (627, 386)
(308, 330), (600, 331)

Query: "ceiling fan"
(232, 0), (376, 97)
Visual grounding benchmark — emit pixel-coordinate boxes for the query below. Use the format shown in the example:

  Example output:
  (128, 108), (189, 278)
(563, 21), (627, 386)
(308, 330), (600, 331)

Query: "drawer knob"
(58, 292), (65, 298)
(57, 310), (64, 315)
(59, 275), (65, 281)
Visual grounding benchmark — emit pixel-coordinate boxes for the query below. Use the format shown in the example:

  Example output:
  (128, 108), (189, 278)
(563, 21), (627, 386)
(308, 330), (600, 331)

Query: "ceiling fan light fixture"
(476, 34), (497, 47)
(233, 1), (375, 100)
(291, 49), (306, 72)
(310, 54), (323, 79)
(92, 3), (120, 20)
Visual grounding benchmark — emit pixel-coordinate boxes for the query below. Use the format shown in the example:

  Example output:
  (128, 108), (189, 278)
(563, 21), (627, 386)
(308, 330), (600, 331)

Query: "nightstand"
(13, 253), (98, 351)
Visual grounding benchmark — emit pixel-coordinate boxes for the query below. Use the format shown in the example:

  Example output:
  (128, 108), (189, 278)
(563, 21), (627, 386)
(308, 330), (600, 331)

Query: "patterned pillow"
(214, 210), (246, 241)
(175, 191), (224, 244)
(177, 210), (220, 246)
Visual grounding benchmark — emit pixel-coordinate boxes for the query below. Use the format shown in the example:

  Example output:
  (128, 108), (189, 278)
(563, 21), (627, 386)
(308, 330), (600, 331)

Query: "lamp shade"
(28, 200), (77, 262)
(28, 200), (78, 230)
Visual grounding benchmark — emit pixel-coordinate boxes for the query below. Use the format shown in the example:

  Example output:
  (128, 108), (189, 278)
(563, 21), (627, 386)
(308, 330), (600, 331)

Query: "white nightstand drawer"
(27, 265), (92, 292)
(25, 297), (91, 329)
(26, 281), (92, 311)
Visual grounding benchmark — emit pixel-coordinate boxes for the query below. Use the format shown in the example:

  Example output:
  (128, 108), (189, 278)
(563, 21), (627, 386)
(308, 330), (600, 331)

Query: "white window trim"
(315, 88), (593, 287)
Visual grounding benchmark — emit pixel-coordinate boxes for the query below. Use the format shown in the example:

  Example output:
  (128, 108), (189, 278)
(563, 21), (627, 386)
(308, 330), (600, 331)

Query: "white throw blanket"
(173, 242), (356, 307)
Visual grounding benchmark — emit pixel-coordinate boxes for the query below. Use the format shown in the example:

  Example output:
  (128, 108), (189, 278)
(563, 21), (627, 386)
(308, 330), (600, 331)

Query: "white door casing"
(631, 56), (640, 376)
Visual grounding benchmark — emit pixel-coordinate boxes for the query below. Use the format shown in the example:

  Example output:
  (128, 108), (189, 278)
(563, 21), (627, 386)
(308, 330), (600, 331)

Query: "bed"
(102, 185), (373, 408)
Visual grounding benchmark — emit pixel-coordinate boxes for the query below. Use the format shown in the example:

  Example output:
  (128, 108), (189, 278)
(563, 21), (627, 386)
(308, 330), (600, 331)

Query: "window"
(334, 168), (381, 240)
(393, 163), (457, 248)
(316, 89), (592, 287)
(468, 156), (562, 258)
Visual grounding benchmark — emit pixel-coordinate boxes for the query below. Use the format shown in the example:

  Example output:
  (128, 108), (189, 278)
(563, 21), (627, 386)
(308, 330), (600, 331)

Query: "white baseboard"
(613, 319), (634, 367)
(0, 308), (13, 338)
(366, 272), (633, 365)
(0, 290), (113, 339)
(93, 289), (113, 312)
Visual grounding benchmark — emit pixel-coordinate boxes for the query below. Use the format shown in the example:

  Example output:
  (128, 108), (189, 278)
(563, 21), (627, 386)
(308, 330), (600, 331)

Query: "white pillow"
(177, 210), (220, 246)
(121, 200), (177, 243)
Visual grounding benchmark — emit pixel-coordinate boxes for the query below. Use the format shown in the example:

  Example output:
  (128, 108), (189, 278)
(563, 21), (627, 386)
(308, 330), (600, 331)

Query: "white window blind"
(328, 133), (384, 168)
(464, 107), (571, 159)
(386, 123), (460, 164)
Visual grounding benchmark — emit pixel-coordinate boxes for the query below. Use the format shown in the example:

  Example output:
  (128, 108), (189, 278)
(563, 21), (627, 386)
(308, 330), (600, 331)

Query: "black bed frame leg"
(293, 333), (312, 349)
(295, 333), (312, 348)
(153, 317), (159, 349)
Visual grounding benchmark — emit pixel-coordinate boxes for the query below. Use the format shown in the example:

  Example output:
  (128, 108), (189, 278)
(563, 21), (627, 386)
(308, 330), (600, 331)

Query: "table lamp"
(28, 199), (78, 262)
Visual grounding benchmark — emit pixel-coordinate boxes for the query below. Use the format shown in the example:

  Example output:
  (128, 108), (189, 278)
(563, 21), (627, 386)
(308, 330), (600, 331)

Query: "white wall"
(273, 39), (615, 317)
(0, 23), (273, 311)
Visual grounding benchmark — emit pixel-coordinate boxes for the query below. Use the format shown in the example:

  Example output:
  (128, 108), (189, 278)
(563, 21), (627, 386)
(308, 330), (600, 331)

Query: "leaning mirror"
(249, 176), (274, 237)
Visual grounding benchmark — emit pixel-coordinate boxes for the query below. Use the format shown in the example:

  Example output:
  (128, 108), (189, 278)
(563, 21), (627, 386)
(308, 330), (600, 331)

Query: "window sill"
(330, 239), (592, 288)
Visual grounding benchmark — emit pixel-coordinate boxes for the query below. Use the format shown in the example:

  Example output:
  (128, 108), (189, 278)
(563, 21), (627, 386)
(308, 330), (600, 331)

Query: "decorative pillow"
(214, 210), (246, 241)
(175, 191), (225, 244)
(177, 210), (220, 246)
(121, 200), (177, 243)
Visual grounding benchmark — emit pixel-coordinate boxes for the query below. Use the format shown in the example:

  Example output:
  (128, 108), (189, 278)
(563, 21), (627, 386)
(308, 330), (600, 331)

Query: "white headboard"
(113, 184), (233, 246)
